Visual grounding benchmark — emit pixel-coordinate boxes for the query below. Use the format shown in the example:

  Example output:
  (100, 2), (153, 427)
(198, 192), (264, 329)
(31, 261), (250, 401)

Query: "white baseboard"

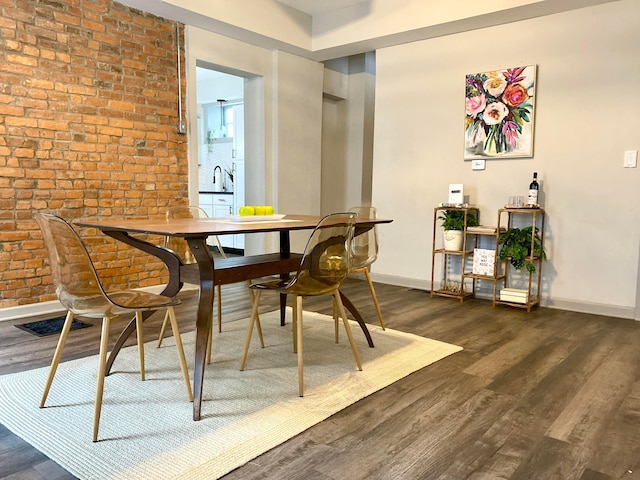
(0, 299), (66, 322)
(369, 273), (637, 321)
(541, 297), (635, 320)
(0, 285), (174, 323)
(368, 272), (430, 291)
(3, 277), (635, 323)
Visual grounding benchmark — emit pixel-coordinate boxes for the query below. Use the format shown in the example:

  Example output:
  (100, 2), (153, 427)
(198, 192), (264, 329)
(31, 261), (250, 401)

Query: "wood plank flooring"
(1, 278), (640, 479)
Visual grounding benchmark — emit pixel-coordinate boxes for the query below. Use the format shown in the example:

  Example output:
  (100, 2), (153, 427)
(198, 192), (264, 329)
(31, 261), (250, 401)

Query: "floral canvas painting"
(464, 65), (536, 159)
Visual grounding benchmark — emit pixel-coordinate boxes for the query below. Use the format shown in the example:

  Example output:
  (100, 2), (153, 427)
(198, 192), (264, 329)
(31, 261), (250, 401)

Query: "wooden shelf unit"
(430, 206), (479, 302)
(494, 207), (546, 312)
(463, 227), (507, 300)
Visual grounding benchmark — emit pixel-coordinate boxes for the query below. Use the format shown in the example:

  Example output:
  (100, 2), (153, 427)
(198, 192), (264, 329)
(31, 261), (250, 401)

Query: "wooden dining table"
(75, 213), (392, 421)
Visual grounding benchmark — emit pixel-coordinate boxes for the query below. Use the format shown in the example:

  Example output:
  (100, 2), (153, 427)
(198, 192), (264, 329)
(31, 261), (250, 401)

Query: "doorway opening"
(196, 66), (245, 253)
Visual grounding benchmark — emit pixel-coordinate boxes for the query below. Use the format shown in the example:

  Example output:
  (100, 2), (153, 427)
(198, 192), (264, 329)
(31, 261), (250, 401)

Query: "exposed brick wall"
(0, 0), (188, 308)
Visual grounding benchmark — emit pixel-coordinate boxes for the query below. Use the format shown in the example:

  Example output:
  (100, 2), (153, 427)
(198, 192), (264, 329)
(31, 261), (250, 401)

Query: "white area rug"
(0, 309), (462, 479)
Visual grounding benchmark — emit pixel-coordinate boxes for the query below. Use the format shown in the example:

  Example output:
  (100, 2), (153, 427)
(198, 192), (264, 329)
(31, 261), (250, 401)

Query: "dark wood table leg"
(339, 290), (374, 348)
(279, 231), (290, 326)
(342, 223), (376, 347)
(279, 293), (288, 325)
(102, 231), (183, 375)
(186, 237), (215, 421)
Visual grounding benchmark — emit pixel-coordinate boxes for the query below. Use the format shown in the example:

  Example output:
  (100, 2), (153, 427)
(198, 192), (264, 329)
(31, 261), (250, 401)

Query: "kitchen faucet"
(213, 165), (221, 184)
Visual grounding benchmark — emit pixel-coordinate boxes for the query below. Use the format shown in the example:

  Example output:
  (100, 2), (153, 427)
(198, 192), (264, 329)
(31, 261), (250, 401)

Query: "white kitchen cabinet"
(212, 194), (234, 249)
(198, 160), (245, 252)
(212, 194), (234, 217)
(198, 193), (214, 218)
(198, 193), (233, 218)
(198, 193), (232, 249)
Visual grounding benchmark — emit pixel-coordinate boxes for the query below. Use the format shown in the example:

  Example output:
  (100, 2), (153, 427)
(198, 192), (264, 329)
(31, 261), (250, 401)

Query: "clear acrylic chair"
(348, 206), (386, 330)
(158, 205), (260, 363)
(240, 212), (362, 397)
(34, 213), (192, 442)
(157, 206), (226, 361)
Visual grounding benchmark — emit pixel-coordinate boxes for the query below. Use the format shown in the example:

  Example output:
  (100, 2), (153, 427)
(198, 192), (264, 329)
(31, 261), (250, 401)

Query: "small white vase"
(443, 230), (464, 251)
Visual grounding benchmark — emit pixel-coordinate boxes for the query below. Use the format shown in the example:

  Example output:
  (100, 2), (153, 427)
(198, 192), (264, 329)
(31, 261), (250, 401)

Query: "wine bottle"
(527, 172), (539, 206)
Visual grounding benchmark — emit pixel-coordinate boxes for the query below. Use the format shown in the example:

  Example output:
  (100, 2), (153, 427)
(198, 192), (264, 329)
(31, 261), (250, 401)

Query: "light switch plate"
(624, 150), (637, 168)
(472, 160), (486, 170)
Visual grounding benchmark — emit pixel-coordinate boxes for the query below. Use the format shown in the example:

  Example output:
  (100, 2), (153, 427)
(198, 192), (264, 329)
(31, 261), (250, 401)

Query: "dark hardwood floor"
(2, 278), (640, 479)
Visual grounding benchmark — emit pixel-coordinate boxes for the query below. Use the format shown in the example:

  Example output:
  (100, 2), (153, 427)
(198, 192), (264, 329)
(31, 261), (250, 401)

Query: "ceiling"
(276, 0), (368, 16)
(122, 0), (618, 61)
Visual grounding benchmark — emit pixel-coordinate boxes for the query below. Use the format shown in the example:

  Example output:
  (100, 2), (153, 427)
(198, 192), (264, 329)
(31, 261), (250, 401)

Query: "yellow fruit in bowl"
(254, 205), (267, 216)
(238, 205), (255, 216)
(264, 205), (275, 215)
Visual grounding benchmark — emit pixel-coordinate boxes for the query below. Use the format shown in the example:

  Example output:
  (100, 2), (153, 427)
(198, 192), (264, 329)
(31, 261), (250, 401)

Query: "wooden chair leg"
(166, 306), (193, 402)
(204, 285), (221, 364)
(93, 315), (111, 442)
(208, 285), (221, 364)
(160, 284), (219, 362)
(216, 284), (222, 333)
(136, 311), (145, 381)
(296, 295), (305, 397)
(292, 296), (298, 353)
(255, 307), (265, 349)
(240, 289), (262, 370)
(157, 310), (170, 348)
(332, 296), (339, 343)
(363, 268), (385, 330)
(207, 308), (214, 365)
(248, 286), (264, 348)
(218, 282), (258, 335)
(333, 290), (363, 371)
(40, 311), (75, 408)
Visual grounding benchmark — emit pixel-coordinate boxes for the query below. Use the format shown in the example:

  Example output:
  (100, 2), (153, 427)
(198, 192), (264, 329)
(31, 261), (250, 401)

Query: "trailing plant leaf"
(498, 226), (546, 273)
(437, 210), (479, 231)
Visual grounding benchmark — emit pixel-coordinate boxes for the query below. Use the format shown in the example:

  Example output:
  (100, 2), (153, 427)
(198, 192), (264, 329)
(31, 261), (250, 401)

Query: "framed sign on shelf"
(472, 248), (496, 276)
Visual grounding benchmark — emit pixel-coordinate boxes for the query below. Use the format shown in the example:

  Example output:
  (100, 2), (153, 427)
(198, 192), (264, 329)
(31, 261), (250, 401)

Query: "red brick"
(0, 3), (187, 306)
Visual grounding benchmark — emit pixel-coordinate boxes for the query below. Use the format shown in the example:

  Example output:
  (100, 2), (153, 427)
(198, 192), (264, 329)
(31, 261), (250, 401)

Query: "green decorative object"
(437, 209), (478, 231)
(498, 226), (546, 273)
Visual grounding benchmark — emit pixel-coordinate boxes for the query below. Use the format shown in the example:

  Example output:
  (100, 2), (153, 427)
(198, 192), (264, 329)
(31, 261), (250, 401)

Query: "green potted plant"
(438, 210), (478, 250)
(438, 210), (478, 231)
(206, 129), (216, 153)
(498, 226), (546, 272)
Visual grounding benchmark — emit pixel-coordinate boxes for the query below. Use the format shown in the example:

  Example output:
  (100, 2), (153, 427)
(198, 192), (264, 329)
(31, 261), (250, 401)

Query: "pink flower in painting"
(465, 65), (534, 156)
(465, 94), (486, 118)
(502, 120), (519, 147)
(483, 76), (507, 97)
(483, 102), (509, 125)
(502, 83), (529, 108)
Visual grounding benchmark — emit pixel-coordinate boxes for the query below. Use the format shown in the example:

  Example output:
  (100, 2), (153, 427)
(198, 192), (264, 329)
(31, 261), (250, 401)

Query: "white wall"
(313, 0), (554, 50)
(321, 96), (348, 214)
(123, 0), (313, 52)
(273, 51), (325, 252)
(371, 0), (640, 318)
(321, 54), (376, 214)
(186, 26), (324, 254)
(273, 52), (324, 216)
(344, 56), (369, 209)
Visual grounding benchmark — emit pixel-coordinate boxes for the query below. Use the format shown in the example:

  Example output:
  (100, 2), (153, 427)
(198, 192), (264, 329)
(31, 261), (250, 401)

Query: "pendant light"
(215, 98), (227, 138)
